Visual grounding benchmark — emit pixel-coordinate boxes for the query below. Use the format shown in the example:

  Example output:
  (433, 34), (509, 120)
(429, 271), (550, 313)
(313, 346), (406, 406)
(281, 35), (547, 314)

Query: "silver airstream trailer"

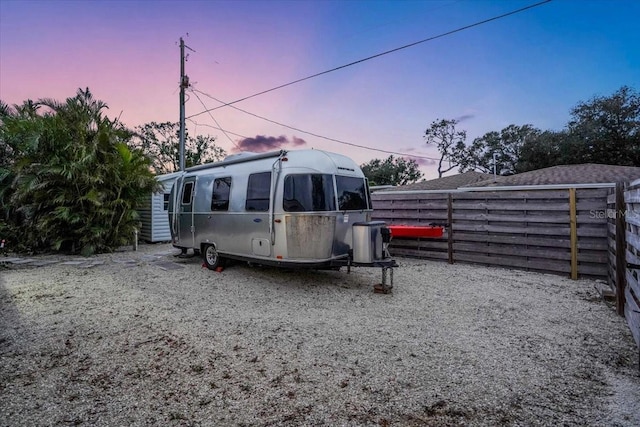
(168, 149), (396, 287)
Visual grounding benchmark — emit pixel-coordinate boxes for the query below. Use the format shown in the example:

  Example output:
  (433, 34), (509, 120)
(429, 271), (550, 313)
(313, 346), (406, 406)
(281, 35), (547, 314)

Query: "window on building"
(364, 179), (373, 210)
(163, 193), (170, 211)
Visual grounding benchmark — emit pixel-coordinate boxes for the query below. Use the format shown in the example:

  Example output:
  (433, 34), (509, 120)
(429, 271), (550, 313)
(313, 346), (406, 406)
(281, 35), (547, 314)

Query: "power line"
(187, 94), (293, 150)
(186, 118), (248, 140)
(186, 118), (293, 151)
(187, 0), (552, 120)
(190, 89), (242, 150)
(191, 88), (440, 161)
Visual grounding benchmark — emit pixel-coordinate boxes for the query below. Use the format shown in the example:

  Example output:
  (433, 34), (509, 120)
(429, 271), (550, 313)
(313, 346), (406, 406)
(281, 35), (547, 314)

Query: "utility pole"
(179, 37), (194, 171)
(179, 38), (186, 171)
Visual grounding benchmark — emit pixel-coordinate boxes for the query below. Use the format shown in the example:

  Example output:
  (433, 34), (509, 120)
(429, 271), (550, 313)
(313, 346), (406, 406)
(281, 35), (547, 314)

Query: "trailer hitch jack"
(374, 267), (394, 294)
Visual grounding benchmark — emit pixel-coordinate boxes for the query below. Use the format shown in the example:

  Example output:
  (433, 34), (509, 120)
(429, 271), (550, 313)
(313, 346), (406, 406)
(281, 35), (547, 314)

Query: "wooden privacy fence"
(618, 179), (640, 354)
(371, 184), (612, 279)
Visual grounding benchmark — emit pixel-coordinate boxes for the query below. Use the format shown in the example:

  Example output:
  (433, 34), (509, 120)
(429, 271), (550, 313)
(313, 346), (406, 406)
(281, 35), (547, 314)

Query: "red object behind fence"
(387, 225), (444, 239)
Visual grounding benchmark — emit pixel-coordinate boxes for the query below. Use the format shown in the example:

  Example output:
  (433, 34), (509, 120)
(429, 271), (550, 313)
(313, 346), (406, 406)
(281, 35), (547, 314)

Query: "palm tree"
(4, 88), (159, 254)
(0, 100), (44, 246)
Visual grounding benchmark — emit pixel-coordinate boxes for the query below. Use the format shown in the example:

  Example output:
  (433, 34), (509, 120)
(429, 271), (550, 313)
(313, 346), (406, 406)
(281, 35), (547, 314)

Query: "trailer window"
(336, 176), (368, 211)
(181, 182), (194, 205)
(283, 174), (335, 212)
(364, 178), (373, 210)
(211, 177), (232, 211)
(246, 172), (271, 211)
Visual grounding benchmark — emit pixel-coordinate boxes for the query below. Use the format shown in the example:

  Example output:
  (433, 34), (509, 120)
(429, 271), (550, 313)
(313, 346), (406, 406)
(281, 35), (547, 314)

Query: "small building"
(138, 172), (181, 243)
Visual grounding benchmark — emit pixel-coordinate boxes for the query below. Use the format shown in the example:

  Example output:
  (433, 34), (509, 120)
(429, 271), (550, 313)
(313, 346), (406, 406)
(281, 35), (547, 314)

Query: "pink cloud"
(232, 134), (307, 153)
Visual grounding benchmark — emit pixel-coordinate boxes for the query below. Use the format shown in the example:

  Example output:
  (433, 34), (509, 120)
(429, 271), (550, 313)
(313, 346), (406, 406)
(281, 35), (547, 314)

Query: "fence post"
(448, 193), (454, 264)
(615, 182), (627, 316)
(569, 188), (578, 279)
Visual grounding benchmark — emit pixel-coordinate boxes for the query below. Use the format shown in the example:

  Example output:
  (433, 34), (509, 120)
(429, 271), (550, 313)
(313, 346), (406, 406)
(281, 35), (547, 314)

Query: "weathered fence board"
(628, 270), (640, 302)
(578, 251), (609, 264)
(390, 239), (449, 251)
(626, 212), (640, 228)
(578, 239), (609, 251)
(452, 190), (569, 200)
(624, 274), (640, 348)
(452, 232), (571, 247)
(625, 187), (640, 204)
(628, 229), (640, 255)
(453, 252), (571, 274)
(453, 242), (570, 259)
(606, 185), (624, 309)
(373, 211), (447, 221)
(578, 228), (608, 238)
(373, 201), (449, 210)
(624, 288), (640, 348)
(452, 212), (570, 223)
(453, 202), (571, 211)
(391, 247), (450, 260)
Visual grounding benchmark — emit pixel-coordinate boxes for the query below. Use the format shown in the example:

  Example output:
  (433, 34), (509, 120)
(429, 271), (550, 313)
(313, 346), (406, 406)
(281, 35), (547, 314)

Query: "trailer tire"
(203, 244), (224, 270)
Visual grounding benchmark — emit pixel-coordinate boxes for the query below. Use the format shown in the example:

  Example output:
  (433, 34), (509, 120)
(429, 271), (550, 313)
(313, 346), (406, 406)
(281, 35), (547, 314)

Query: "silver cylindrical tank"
(352, 221), (387, 263)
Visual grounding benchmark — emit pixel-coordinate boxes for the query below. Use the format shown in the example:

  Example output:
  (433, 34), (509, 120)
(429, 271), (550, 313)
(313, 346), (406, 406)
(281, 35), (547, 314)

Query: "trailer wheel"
(203, 244), (224, 270)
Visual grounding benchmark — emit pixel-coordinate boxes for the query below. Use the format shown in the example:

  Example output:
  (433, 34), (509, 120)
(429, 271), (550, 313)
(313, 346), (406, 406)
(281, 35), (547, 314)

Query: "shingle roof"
(466, 164), (640, 187)
(381, 171), (492, 191)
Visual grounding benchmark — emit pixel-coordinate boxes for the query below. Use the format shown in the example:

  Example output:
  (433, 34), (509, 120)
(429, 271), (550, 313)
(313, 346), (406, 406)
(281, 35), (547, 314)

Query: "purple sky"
(1, 0), (638, 179)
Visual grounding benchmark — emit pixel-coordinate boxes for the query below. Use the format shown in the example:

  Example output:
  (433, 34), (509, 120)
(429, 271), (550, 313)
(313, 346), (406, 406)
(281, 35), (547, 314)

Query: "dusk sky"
(1, 0), (638, 179)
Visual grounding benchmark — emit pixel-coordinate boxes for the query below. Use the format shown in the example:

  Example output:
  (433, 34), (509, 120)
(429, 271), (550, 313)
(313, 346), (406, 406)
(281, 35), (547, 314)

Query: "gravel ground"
(1, 243), (639, 426)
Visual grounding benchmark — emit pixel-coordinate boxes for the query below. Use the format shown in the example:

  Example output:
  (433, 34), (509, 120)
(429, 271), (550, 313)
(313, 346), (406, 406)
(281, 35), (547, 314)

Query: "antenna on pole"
(179, 36), (195, 171)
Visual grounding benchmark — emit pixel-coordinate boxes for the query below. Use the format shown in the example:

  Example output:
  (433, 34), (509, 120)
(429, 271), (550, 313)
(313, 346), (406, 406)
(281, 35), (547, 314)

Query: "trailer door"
(179, 177), (197, 248)
(245, 172), (272, 257)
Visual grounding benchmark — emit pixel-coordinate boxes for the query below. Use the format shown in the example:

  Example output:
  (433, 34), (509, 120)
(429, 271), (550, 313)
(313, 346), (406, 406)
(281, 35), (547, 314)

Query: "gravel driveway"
(1, 244), (639, 426)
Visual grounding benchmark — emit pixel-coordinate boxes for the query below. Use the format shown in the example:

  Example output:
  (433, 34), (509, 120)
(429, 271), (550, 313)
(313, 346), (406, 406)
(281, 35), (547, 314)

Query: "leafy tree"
(567, 85), (640, 166)
(517, 130), (566, 172)
(132, 121), (225, 174)
(423, 119), (467, 177)
(0, 88), (160, 255)
(424, 86), (639, 175)
(360, 155), (423, 186)
(518, 86), (640, 170)
(462, 124), (541, 174)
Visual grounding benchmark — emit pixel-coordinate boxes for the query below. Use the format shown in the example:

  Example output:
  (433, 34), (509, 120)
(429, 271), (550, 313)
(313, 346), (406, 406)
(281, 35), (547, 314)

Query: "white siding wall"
(138, 195), (153, 241)
(138, 174), (179, 243)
